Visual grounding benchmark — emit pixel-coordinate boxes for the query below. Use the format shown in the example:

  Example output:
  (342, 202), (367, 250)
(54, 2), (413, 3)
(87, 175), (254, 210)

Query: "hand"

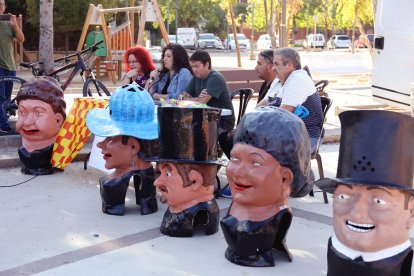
(179, 92), (191, 100)
(227, 129), (236, 141)
(126, 69), (139, 79)
(8, 14), (17, 27)
(149, 70), (160, 80)
(199, 89), (208, 98)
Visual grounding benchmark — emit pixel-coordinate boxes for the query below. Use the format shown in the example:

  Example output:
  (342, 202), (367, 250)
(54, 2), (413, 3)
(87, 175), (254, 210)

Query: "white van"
(303, 34), (325, 49)
(177, 28), (197, 49)
(371, 0), (414, 115)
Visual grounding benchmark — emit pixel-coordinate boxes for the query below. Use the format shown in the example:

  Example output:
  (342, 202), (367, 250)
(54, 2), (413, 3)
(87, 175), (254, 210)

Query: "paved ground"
(1, 51), (413, 275)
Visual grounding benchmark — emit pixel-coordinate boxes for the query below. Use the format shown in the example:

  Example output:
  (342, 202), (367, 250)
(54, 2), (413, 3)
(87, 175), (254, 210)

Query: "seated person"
(254, 50), (280, 105)
(221, 106), (312, 267)
(181, 50), (235, 158)
(269, 47), (323, 154)
(86, 84), (159, 216)
(143, 106), (222, 237)
(148, 44), (192, 101)
(316, 110), (414, 276)
(15, 77), (66, 175)
(122, 45), (156, 90)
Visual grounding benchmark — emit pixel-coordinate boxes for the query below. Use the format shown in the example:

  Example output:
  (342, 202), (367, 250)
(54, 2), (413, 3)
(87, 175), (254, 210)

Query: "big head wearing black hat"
(144, 105), (222, 237)
(316, 110), (414, 276)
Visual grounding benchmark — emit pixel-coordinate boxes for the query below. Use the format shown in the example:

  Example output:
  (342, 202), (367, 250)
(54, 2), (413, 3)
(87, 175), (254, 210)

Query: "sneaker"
(220, 185), (232, 199)
(0, 127), (18, 136)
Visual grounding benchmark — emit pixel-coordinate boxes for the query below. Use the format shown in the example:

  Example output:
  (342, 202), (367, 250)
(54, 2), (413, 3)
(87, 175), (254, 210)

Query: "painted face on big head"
(16, 99), (64, 150)
(163, 49), (174, 71)
(255, 55), (273, 80)
(333, 184), (414, 252)
(154, 162), (212, 213)
(127, 54), (142, 73)
(272, 55), (294, 83)
(190, 60), (210, 80)
(97, 136), (139, 174)
(226, 143), (292, 207)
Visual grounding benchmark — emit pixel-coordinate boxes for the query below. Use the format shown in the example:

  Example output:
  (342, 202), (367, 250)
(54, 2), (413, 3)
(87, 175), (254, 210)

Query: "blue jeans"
(0, 67), (16, 128)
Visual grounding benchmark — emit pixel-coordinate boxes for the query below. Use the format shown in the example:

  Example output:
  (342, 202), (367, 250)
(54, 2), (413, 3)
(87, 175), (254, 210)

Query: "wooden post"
(100, 11), (115, 83)
(77, 4), (95, 51)
(137, 0), (148, 46)
(129, 0), (135, 43)
(152, 0), (169, 44)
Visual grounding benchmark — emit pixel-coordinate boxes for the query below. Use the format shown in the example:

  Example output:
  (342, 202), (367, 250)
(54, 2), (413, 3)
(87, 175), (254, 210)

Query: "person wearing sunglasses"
(255, 50), (280, 106)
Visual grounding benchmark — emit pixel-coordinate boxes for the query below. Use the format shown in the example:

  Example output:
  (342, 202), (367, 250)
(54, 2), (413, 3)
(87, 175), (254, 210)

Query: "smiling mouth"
(158, 185), (168, 193)
(346, 220), (375, 233)
(23, 129), (39, 135)
(234, 182), (252, 191)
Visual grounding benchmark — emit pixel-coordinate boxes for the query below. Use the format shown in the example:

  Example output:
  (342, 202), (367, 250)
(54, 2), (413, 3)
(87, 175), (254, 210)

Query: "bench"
(219, 69), (262, 95)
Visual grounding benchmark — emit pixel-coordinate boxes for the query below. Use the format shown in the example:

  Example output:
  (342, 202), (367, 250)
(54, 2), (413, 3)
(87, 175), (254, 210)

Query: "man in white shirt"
(268, 48), (323, 154)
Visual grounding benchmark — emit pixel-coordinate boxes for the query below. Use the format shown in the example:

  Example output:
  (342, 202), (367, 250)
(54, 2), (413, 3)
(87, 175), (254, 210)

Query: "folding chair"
(309, 96), (333, 204)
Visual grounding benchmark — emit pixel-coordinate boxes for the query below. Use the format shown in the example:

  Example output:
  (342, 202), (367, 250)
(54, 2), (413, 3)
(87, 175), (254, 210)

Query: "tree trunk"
(39, 0), (54, 74)
(229, 3), (241, 67)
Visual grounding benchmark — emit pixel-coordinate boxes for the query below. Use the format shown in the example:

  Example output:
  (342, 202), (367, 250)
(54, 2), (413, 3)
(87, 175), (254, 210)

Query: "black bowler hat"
(316, 110), (414, 194)
(143, 106), (223, 165)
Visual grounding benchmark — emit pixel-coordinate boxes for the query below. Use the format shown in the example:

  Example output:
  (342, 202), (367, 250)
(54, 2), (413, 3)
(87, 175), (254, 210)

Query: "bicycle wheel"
(0, 76), (26, 118)
(82, 78), (111, 97)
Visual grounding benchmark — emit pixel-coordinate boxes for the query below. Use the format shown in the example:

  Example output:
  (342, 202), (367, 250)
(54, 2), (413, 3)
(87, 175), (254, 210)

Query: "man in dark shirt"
(181, 50), (235, 152)
(255, 50), (278, 104)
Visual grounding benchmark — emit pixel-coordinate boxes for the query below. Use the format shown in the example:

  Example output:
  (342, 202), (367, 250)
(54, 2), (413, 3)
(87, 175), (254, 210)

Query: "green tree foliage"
(157, 0), (225, 33)
(26, 0), (117, 33)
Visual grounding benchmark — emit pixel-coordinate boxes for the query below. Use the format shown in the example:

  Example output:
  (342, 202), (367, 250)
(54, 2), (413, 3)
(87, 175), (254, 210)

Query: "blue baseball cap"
(86, 84), (158, 140)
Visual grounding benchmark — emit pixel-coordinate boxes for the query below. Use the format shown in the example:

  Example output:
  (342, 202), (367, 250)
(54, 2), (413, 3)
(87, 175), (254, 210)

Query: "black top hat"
(316, 110), (414, 194)
(143, 106), (223, 165)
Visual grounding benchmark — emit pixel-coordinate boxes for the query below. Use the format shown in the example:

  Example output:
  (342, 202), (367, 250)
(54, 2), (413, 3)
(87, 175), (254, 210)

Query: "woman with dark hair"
(148, 43), (193, 100)
(122, 46), (156, 89)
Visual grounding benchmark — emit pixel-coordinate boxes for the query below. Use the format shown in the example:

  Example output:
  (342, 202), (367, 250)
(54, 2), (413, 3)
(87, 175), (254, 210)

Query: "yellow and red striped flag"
(51, 98), (108, 169)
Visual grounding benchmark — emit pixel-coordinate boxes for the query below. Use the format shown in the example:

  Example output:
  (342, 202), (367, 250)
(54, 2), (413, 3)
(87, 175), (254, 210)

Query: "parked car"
(224, 33), (250, 50)
(354, 34), (374, 48)
(146, 47), (162, 68)
(256, 34), (279, 51)
(160, 35), (184, 48)
(197, 33), (220, 49)
(302, 33), (325, 49)
(327, 35), (351, 49)
(215, 36), (224, 49)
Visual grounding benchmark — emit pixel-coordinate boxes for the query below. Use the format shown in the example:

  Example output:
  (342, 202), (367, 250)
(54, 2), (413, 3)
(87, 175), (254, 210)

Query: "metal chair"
(309, 96), (333, 204)
(230, 88), (254, 125)
(215, 88), (254, 198)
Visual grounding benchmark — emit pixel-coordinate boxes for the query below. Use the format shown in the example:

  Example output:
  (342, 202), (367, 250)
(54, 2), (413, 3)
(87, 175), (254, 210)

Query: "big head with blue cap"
(86, 84), (158, 141)
(86, 84), (159, 162)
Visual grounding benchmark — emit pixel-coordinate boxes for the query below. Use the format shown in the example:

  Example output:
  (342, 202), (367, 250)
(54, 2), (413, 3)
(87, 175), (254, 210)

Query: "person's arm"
(121, 69), (139, 85)
(256, 97), (269, 108)
(9, 14), (25, 43)
(186, 89), (212, 104)
(280, 104), (295, 112)
(170, 68), (192, 99)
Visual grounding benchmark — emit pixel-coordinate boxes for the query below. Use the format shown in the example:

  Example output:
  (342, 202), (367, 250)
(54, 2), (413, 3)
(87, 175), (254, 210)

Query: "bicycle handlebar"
(54, 40), (105, 63)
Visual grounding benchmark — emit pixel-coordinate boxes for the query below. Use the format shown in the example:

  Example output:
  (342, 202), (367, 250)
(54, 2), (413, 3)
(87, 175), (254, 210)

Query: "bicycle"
(0, 40), (111, 119)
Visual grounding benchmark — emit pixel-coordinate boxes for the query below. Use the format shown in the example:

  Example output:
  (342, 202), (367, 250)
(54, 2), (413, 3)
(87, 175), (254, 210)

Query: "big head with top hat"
(317, 110), (414, 253)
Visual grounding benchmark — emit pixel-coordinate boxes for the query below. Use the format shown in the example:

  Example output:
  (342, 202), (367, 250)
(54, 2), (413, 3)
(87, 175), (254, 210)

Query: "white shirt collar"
(332, 234), (411, 262)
